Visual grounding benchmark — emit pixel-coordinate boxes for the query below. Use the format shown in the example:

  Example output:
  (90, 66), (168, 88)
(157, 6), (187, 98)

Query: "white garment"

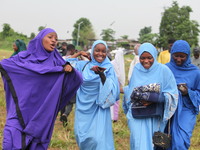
(111, 49), (125, 86)
(128, 55), (140, 82)
(110, 49), (125, 121)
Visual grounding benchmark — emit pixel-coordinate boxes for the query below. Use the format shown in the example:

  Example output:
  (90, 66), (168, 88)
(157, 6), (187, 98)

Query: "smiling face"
(172, 52), (187, 66)
(93, 43), (107, 63)
(140, 52), (154, 69)
(42, 32), (58, 52)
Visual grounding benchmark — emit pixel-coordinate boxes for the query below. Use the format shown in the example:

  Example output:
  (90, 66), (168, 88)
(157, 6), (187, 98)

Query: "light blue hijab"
(74, 40), (119, 150)
(124, 43), (178, 150)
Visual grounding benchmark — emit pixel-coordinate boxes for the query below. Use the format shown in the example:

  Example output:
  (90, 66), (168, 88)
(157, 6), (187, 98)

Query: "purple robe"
(0, 28), (82, 149)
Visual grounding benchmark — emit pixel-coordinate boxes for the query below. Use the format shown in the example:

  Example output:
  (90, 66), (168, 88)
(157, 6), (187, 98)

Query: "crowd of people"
(0, 28), (200, 150)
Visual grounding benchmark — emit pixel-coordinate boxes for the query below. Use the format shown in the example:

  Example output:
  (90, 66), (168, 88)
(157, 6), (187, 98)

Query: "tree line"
(0, 1), (199, 50)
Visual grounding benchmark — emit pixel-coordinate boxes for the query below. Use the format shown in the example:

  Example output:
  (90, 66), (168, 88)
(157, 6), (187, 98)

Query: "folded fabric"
(135, 83), (160, 93)
(130, 83), (164, 118)
(131, 83), (162, 106)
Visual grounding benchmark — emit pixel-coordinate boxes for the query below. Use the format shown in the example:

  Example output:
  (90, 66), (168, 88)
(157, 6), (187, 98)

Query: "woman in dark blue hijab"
(166, 40), (200, 150)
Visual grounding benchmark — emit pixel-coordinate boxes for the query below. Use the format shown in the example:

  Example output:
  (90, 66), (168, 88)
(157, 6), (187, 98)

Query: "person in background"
(11, 39), (27, 57)
(60, 44), (88, 127)
(128, 43), (141, 83)
(157, 39), (176, 64)
(0, 28), (82, 149)
(62, 44), (77, 60)
(58, 42), (67, 56)
(110, 49), (125, 122)
(74, 40), (119, 150)
(122, 43), (178, 150)
(107, 48), (113, 61)
(191, 46), (200, 68)
(166, 40), (200, 150)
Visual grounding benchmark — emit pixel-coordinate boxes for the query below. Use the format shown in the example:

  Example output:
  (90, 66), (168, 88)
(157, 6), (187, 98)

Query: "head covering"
(8, 28), (65, 73)
(11, 39), (27, 56)
(136, 43), (158, 73)
(90, 40), (110, 65)
(169, 40), (197, 70)
(0, 28), (82, 149)
(78, 40), (115, 83)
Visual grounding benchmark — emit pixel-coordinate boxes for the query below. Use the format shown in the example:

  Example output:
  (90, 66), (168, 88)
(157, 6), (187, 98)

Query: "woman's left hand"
(63, 64), (73, 73)
(178, 84), (188, 95)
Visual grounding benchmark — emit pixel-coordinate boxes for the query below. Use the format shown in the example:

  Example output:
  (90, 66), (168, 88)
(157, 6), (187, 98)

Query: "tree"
(100, 28), (115, 41)
(159, 1), (199, 47)
(121, 35), (129, 40)
(1, 23), (14, 38)
(72, 18), (96, 48)
(30, 32), (36, 39)
(138, 26), (159, 45)
(38, 26), (46, 32)
(139, 26), (152, 37)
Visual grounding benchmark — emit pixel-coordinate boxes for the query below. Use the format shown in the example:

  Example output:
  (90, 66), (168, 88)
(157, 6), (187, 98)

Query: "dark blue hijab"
(166, 40), (200, 149)
(168, 40), (197, 70)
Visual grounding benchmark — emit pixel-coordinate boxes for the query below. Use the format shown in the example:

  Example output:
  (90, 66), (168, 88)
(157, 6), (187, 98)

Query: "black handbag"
(153, 120), (171, 149)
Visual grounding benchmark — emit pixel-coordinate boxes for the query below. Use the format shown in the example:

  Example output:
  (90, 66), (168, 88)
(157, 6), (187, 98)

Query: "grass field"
(0, 49), (199, 150)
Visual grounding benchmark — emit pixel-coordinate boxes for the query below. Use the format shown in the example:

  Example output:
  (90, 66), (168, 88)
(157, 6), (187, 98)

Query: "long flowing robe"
(110, 49), (125, 121)
(123, 43), (178, 150)
(74, 40), (119, 150)
(166, 40), (200, 150)
(1, 28), (82, 150)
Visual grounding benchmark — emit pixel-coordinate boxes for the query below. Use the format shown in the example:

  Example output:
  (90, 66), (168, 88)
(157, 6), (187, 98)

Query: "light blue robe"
(74, 40), (119, 150)
(123, 43), (178, 150)
(166, 40), (200, 150)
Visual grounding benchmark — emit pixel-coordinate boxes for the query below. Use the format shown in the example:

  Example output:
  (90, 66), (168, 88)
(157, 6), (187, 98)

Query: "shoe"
(113, 120), (117, 123)
(60, 115), (68, 127)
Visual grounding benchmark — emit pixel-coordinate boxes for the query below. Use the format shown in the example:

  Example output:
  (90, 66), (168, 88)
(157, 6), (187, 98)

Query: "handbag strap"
(82, 61), (90, 72)
(0, 64), (26, 149)
(167, 119), (171, 137)
(157, 117), (171, 137)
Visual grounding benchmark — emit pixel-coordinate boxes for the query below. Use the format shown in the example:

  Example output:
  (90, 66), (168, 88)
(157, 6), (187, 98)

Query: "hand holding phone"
(178, 83), (188, 95)
(90, 66), (106, 73)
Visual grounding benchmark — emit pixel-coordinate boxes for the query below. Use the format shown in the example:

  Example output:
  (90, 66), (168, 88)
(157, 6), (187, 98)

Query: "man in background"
(191, 46), (200, 68)
(157, 39), (175, 64)
(58, 42), (68, 56)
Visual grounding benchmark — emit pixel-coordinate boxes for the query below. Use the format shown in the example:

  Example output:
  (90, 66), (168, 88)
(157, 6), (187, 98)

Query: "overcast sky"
(0, 0), (199, 41)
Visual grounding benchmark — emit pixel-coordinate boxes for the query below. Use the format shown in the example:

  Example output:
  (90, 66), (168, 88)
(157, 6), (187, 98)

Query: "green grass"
(0, 50), (199, 149)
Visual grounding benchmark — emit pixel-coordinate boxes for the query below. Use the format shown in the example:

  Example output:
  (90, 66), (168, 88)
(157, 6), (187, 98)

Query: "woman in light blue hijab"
(123, 43), (178, 150)
(74, 40), (119, 150)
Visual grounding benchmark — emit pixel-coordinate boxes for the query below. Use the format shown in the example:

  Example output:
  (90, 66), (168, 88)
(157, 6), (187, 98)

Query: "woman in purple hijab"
(0, 28), (83, 149)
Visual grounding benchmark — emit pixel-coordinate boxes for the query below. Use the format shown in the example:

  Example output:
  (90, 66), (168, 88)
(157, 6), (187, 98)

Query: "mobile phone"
(98, 67), (106, 71)
(178, 83), (186, 91)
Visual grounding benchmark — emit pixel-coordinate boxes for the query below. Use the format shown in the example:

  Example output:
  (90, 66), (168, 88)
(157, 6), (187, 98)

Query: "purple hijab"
(1, 28), (83, 149)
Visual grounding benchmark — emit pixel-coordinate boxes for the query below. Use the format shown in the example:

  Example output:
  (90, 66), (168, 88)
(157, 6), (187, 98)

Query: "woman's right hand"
(63, 64), (73, 73)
